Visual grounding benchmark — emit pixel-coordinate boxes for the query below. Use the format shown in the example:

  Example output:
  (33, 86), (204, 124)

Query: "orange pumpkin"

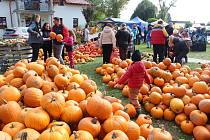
(16, 107), (32, 124)
(170, 98), (184, 114)
(193, 126), (210, 140)
(124, 104), (137, 118)
(26, 75), (43, 89)
(0, 101), (21, 124)
(191, 94), (205, 106)
(78, 117), (101, 138)
(192, 81), (208, 94)
(68, 87), (86, 103)
(140, 124), (153, 139)
(198, 99), (210, 114)
(157, 62), (167, 70)
(154, 77), (165, 87)
(127, 121), (140, 140)
(163, 58), (171, 66)
(175, 113), (187, 125)
(69, 130), (94, 140)
(47, 121), (71, 135)
(0, 85), (21, 104)
(13, 66), (28, 78)
(114, 110), (130, 121)
(103, 130), (129, 140)
(2, 122), (25, 137)
(162, 93), (174, 106)
(40, 92), (65, 119)
(163, 108), (175, 121)
(56, 34), (63, 42)
(54, 74), (70, 90)
(50, 32), (56, 39)
(26, 62), (45, 76)
(149, 92), (162, 105)
(184, 103), (197, 116)
(23, 88), (43, 107)
(136, 114), (152, 126)
(24, 107), (50, 131)
(9, 78), (24, 88)
(112, 102), (124, 112)
(150, 107), (163, 119)
(102, 115), (128, 133)
(147, 128), (172, 140)
(80, 80), (97, 94)
(144, 102), (155, 112)
(190, 110), (208, 126)
(180, 120), (194, 134)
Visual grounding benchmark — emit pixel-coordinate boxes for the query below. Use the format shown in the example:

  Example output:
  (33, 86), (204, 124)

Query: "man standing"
(165, 22), (174, 58)
(151, 20), (168, 63)
(51, 17), (69, 64)
(116, 23), (131, 60)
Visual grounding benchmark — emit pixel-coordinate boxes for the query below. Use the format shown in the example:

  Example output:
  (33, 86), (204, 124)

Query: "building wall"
(0, 0), (18, 37)
(53, 4), (87, 29)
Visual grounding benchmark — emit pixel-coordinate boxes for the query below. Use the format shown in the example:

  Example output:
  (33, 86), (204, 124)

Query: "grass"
(136, 43), (210, 60)
(77, 57), (194, 140)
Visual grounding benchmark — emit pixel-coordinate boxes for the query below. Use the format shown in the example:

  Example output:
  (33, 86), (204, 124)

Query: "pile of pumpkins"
(96, 57), (210, 139)
(75, 42), (102, 57)
(0, 57), (173, 140)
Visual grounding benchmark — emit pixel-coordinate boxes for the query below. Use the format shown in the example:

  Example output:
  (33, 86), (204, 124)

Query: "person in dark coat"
(27, 14), (43, 62)
(165, 22), (174, 58)
(115, 23), (131, 60)
(41, 23), (52, 62)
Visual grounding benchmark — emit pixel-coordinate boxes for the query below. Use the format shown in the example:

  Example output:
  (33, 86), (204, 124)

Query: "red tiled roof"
(53, 0), (89, 5)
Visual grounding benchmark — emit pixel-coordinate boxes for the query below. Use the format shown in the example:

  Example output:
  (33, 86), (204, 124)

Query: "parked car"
(3, 27), (29, 39)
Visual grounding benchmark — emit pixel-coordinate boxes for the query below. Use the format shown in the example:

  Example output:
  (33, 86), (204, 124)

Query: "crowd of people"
(98, 20), (193, 65)
(27, 14), (76, 68)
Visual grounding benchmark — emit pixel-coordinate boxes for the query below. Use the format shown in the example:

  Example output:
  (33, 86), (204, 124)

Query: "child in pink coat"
(65, 30), (75, 68)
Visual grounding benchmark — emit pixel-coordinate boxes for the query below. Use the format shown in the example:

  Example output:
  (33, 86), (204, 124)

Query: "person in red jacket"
(51, 17), (69, 64)
(151, 20), (168, 63)
(115, 50), (151, 115)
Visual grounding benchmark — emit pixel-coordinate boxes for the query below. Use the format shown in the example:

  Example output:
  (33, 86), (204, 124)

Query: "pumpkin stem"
(20, 132), (27, 140)
(112, 132), (117, 139)
(73, 131), (78, 139)
(91, 117), (98, 124)
(10, 123), (15, 128)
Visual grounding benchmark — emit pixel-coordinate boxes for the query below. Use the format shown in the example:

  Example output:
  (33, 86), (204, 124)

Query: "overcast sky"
(120, 0), (210, 23)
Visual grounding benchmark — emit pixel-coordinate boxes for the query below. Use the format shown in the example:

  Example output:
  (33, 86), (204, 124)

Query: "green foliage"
(147, 18), (158, 23)
(131, 0), (157, 21)
(185, 21), (193, 28)
(157, 0), (177, 21)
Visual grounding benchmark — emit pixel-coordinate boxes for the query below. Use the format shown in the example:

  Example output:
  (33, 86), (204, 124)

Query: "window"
(0, 17), (7, 29)
(73, 18), (78, 28)
(59, 0), (64, 6)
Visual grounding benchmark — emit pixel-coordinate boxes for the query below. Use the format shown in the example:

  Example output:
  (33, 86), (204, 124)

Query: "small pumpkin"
(124, 104), (137, 118)
(70, 74), (85, 85)
(150, 107), (163, 119)
(16, 107), (32, 124)
(14, 128), (40, 140)
(0, 85), (21, 104)
(147, 128), (172, 140)
(149, 92), (162, 105)
(198, 99), (210, 114)
(26, 62), (45, 76)
(68, 87), (86, 103)
(175, 113), (187, 125)
(170, 98), (184, 114)
(140, 124), (153, 139)
(47, 121), (71, 135)
(80, 80), (97, 94)
(136, 114), (152, 126)
(163, 108), (176, 121)
(127, 121), (141, 140)
(114, 110), (130, 121)
(192, 81), (208, 94)
(184, 103), (197, 116)
(26, 75), (43, 89)
(180, 120), (194, 134)
(13, 66), (28, 78)
(23, 88), (43, 107)
(54, 74), (70, 90)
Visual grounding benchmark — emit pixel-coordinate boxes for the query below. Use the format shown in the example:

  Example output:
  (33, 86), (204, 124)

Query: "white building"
(0, 0), (89, 37)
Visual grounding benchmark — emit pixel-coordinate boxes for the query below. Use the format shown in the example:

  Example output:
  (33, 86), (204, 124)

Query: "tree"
(147, 18), (158, 23)
(105, 0), (129, 17)
(131, 0), (157, 21)
(158, 0), (177, 21)
(185, 21), (193, 28)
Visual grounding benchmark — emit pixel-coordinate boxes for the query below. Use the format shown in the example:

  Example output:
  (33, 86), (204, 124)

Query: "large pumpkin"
(124, 104), (137, 118)
(2, 122), (25, 137)
(80, 80), (97, 94)
(198, 99), (210, 114)
(0, 101), (21, 124)
(147, 128), (172, 140)
(22, 70), (37, 83)
(170, 98), (184, 114)
(86, 95), (112, 121)
(26, 62), (44, 76)
(46, 65), (59, 78)
(78, 117), (101, 138)
(193, 126), (210, 140)
(23, 88), (43, 107)
(103, 130), (129, 140)
(68, 87), (86, 103)
(102, 115), (128, 133)
(180, 120), (194, 134)
(0, 85), (21, 104)
(69, 130), (94, 140)
(70, 74), (85, 85)
(17, 108), (32, 124)
(190, 110), (208, 126)
(9, 78), (24, 88)
(40, 92), (65, 119)
(13, 66), (28, 78)
(54, 74), (70, 90)
(14, 128), (40, 140)
(192, 81), (208, 94)
(24, 107), (50, 131)
(127, 121), (140, 140)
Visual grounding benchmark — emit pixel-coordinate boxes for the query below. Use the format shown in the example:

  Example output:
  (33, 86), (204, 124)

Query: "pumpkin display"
(14, 128), (40, 140)
(78, 117), (101, 138)
(0, 101), (21, 124)
(102, 115), (128, 133)
(69, 130), (94, 140)
(147, 128), (172, 140)
(24, 108), (50, 131)
(2, 122), (25, 137)
(190, 110), (208, 126)
(40, 92), (65, 119)
(86, 95), (112, 121)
